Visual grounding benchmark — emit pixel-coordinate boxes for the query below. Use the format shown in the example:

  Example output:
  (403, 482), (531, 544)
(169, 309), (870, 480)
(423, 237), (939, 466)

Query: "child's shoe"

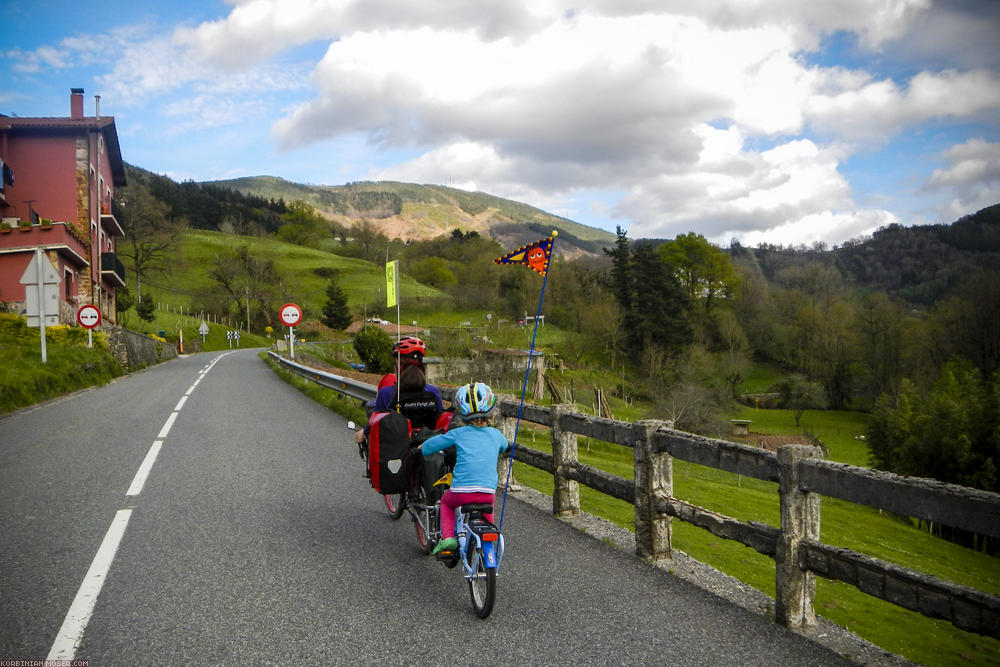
(432, 537), (457, 556)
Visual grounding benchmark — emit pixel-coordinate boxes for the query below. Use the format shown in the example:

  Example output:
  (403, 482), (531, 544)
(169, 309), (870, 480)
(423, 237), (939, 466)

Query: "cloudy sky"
(2, 0), (998, 246)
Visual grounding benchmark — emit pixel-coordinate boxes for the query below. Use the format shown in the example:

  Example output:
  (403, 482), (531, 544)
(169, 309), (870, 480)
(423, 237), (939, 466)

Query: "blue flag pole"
(498, 233), (556, 530)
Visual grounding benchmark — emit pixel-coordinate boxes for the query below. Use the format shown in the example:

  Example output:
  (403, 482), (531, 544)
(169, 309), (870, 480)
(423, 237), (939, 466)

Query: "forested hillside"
(742, 203), (1000, 305)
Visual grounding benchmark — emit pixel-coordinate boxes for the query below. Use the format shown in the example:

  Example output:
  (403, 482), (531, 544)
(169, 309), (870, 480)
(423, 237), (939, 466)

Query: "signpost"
(226, 330), (241, 349)
(279, 302), (302, 359)
(20, 249), (60, 363)
(76, 304), (101, 348)
(199, 321), (210, 342)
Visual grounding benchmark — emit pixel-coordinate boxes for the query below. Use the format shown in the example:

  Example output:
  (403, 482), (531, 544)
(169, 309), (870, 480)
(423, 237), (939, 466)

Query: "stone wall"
(103, 325), (178, 371)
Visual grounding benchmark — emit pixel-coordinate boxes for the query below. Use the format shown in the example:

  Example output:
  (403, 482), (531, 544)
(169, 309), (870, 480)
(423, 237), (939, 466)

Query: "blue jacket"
(421, 425), (510, 494)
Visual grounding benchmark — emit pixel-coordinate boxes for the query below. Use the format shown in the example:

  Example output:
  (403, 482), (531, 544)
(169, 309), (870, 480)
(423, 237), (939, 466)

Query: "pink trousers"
(439, 490), (495, 539)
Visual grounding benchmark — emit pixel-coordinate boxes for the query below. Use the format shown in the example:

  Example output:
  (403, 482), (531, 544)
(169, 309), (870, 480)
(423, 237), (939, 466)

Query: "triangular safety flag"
(494, 234), (556, 277)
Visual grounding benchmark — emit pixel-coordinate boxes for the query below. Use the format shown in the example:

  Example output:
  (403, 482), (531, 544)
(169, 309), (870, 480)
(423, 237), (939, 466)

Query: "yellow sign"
(385, 260), (398, 307)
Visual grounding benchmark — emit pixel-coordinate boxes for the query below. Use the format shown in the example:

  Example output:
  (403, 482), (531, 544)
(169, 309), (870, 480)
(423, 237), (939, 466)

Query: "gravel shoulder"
(508, 485), (913, 666)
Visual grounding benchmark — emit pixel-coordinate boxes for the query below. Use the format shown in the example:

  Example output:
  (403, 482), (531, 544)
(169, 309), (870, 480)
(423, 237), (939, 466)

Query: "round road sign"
(77, 304), (102, 329)
(279, 303), (302, 327)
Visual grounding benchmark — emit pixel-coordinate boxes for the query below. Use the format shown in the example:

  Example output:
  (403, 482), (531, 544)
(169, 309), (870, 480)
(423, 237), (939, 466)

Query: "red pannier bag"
(367, 411), (412, 493)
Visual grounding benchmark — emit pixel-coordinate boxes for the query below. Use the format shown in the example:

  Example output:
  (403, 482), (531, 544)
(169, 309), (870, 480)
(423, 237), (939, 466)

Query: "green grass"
(0, 314), (124, 413)
(726, 405), (872, 467)
(508, 408), (1000, 666)
(141, 229), (445, 324)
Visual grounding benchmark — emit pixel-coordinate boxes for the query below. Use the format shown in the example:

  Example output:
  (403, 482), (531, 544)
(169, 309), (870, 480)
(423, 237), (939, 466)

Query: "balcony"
(0, 221), (89, 267)
(100, 198), (125, 237)
(100, 252), (127, 287)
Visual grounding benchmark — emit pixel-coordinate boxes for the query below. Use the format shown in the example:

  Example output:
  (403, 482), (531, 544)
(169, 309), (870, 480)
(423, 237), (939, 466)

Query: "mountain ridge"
(203, 175), (615, 259)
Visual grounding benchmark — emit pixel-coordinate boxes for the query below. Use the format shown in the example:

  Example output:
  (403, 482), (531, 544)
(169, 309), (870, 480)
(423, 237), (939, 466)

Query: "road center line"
(126, 440), (163, 497)
(47, 509), (133, 662)
(157, 411), (179, 439)
(174, 395), (188, 411)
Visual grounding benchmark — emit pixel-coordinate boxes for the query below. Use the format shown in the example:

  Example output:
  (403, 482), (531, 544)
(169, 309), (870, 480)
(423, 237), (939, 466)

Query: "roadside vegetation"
(0, 313), (124, 413)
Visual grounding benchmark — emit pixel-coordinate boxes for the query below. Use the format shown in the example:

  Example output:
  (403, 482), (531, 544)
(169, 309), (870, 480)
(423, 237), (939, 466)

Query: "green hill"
(204, 175), (615, 259)
(138, 229), (445, 328)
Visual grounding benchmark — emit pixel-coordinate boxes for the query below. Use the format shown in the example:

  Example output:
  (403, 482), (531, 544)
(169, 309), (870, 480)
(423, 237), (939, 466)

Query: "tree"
(867, 361), (999, 493)
(604, 228), (691, 365)
(410, 256), (456, 289)
(351, 219), (389, 262)
(657, 232), (740, 314)
(925, 270), (1000, 377)
(321, 279), (352, 331)
(779, 262), (857, 409)
(115, 283), (134, 327)
(774, 374), (826, 426)
(275, 200), (326, 248)
(117, 183), (186, 303)
(353, 324), (393, 373)
(855, 291), (906, 403)
(136, 298), (156, 322)
(208, 244), (287, 331)
(717, 309), (751, 399)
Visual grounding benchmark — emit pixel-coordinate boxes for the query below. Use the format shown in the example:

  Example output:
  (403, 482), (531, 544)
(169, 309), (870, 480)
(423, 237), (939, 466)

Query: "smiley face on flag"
(494, 235), (555, 277)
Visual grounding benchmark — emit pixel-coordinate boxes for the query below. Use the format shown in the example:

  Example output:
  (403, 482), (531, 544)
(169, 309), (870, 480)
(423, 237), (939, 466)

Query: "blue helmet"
(454, 382), (496, 420)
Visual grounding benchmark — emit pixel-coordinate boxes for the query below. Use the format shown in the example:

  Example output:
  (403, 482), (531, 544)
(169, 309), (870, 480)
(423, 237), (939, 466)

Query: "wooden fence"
(269, 352), (1000, 638)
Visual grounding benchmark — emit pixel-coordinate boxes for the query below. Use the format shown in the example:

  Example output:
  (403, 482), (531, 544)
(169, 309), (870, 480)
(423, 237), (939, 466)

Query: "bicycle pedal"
(435, 550), (455, 560)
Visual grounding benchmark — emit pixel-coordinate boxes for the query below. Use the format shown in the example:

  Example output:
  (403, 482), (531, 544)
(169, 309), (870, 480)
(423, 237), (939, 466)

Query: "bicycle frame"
(454, 504), (504, 618)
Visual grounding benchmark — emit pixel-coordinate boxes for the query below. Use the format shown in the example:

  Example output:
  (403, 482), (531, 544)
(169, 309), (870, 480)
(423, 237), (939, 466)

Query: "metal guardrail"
(267, 351), (377, 403)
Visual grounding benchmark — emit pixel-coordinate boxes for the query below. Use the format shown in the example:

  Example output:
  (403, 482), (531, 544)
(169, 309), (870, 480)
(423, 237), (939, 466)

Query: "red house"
(0, 88), (127, 325)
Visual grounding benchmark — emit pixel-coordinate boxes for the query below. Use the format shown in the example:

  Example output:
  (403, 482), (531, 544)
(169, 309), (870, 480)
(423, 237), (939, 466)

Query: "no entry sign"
(77, 305), (102, 329)
(279, 303), (302, 327)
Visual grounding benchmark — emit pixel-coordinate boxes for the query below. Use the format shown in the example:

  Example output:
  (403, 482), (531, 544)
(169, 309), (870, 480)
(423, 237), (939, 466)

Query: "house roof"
(0, 115), (127, 187)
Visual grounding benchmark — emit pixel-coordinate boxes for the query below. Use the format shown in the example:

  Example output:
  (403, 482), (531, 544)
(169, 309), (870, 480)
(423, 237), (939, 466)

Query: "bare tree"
(117, 183), (186, 303)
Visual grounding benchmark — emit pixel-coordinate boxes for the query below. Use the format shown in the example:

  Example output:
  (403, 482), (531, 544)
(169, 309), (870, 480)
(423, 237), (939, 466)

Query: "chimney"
(95, 95), (101, 118)
(71, 88), (84, 119)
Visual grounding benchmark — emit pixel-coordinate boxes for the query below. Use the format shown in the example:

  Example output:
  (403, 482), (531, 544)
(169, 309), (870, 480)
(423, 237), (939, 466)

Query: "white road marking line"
(174, 395), (188, 411)
(47, 509), (133, 662)
(126, 440), (163, 497)
(157, 412), (178, 439)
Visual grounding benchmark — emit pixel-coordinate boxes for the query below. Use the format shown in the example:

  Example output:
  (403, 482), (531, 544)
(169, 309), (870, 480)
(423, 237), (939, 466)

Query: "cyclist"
(356, 336), (444, 443)
(416, 382), (510, 556)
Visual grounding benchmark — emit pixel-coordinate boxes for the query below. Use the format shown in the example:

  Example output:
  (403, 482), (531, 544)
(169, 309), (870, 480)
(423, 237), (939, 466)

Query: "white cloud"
(925, 138), (1000, 219)
(806, 69), (1000, 141)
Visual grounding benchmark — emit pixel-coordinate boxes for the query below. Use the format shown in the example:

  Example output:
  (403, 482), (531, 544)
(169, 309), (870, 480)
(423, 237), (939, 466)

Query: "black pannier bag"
(367, 411), (412, 493)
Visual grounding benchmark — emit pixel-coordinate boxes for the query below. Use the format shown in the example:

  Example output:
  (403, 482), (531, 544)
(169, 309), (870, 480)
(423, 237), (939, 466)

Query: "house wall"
(4, 132), (79, 224)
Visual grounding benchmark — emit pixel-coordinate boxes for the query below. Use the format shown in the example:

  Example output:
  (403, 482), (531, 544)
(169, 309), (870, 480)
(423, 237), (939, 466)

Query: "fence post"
(634, 419), (671, 564)
(495, 396), (521, 491)
(776, 444), (823, 629)
(551, 403), (580, 517)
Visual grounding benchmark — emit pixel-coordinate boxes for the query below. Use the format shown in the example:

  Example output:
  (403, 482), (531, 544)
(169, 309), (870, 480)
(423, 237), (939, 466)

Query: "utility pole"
(245, 286), (251, 333)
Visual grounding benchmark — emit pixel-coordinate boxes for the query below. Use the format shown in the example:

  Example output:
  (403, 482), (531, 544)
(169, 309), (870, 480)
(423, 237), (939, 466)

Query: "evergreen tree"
(605, 227), (691, 363)
(321, 279), (352, 331)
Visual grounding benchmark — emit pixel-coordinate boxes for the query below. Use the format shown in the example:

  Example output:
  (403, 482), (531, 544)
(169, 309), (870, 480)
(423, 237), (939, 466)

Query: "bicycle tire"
(467, 545), (496, 618)
(412, 484), (434, 554)
(383, 492), (406, 519)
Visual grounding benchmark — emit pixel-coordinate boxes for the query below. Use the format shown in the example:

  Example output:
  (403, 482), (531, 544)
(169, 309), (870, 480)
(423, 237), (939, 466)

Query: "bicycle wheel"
(412, 484), (434, 554)
(383, 492), (405, 519)
(467, 544), (496, 618)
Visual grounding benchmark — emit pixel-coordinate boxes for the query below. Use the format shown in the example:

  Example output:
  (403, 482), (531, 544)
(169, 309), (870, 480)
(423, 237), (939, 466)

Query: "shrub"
(353, 324), (393, 373)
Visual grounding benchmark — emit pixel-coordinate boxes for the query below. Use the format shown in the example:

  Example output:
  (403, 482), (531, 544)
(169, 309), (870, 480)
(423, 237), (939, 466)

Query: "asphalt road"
(0, 349), (854, 666)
